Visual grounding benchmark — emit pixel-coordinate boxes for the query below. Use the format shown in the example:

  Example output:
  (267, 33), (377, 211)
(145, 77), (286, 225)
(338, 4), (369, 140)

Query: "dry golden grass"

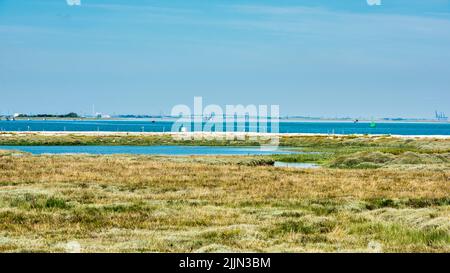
(0, 153), (449, 253)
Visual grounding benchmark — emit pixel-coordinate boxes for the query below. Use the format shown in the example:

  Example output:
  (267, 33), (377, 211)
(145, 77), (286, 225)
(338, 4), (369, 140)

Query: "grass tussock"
(329, 151), (450, 169)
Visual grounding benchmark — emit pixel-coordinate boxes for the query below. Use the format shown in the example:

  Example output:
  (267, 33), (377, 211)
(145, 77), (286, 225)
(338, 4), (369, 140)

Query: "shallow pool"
(0, 145), (298, 156)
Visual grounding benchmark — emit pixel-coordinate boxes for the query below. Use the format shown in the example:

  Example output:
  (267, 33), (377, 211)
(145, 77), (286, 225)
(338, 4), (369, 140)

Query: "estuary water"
(0, 120), (449, 135)
(0, 145), (296, 156)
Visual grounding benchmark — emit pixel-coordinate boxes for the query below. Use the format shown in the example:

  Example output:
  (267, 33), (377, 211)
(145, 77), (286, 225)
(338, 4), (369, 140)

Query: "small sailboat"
(370, 119), (377, 128)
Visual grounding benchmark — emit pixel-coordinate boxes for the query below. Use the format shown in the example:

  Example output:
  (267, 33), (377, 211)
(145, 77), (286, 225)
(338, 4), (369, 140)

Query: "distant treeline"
(118, 115), (161, 118)
(18, 112), (79, 118)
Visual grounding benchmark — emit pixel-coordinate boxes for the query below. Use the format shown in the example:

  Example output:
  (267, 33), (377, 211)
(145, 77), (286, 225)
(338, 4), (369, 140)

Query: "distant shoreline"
(2, 117), (449, 124)
(2, 131), (450, 139)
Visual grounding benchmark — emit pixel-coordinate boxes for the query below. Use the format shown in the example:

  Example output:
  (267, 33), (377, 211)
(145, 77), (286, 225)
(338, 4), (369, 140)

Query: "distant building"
(5, 115), (16, 121)
(435, 111), (448, 121)
(95, 113), (111, 119)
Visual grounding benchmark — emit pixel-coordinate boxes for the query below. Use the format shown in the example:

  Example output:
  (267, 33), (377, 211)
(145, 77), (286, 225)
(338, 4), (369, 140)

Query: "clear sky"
(1, 0), (449, 118)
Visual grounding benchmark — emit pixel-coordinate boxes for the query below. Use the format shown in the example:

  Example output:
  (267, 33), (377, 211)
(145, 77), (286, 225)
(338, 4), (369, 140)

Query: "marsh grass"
(329, 151), (450, 169)
(0, 150), (448, 253)
(0, 135), (448, 252)
(2, 133), (449, 168)
(1, 133), (449, 150)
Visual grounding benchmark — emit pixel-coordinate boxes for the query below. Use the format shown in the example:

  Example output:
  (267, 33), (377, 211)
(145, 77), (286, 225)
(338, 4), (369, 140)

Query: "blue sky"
(1, 0), (449, 118)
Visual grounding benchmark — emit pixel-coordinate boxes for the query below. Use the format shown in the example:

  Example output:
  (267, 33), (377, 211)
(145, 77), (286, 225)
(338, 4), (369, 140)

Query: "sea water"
(0, 120), (449, 135)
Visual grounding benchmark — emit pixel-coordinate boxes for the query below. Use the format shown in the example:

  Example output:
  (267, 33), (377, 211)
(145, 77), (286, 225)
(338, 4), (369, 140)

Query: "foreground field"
(0, 150), (449, 252)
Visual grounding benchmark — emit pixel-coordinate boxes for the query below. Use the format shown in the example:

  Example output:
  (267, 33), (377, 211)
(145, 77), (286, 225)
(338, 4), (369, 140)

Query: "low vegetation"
(0, 154), (448, 252)
(0, 135), (448, 252)
(0, 132), (448, 150)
